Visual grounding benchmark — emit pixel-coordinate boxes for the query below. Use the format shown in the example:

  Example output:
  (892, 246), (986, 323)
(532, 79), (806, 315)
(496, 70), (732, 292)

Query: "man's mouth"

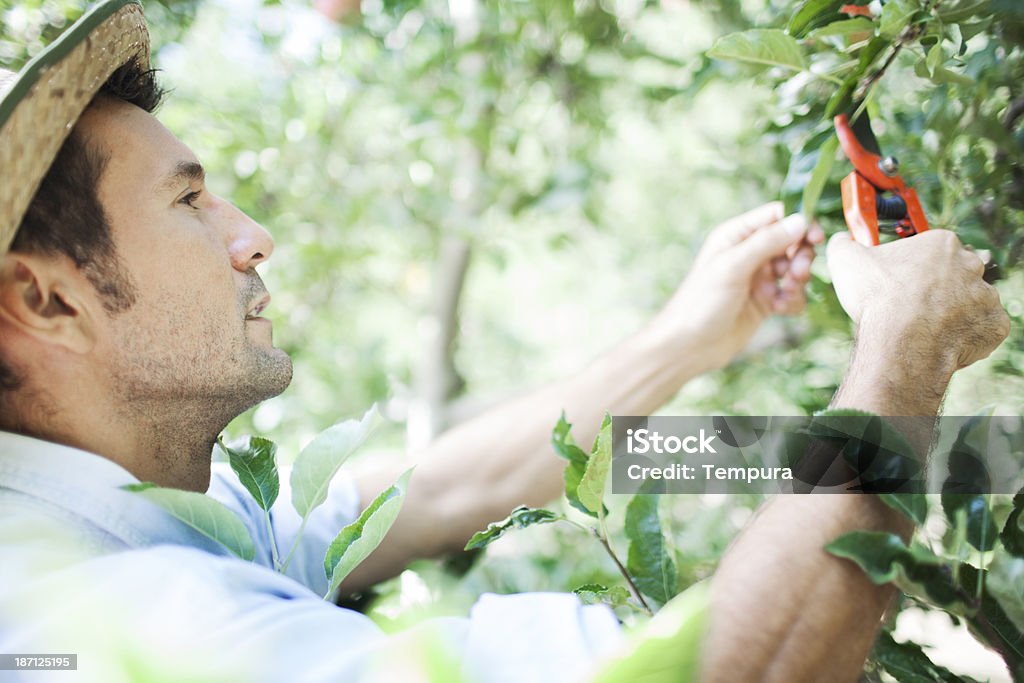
(245, 295), (271, 320)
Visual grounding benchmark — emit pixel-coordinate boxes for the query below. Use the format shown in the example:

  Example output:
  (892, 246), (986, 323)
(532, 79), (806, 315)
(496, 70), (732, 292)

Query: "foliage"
(467, 410), (1024, 680)
(624, 493), (678, 609)
(126, 406), (404, 600)
(464, 506), (561, 550)
(324, 467), (413, 596)
(707, 0), (1024, 259)
(0, 0), (202, 64)
(467, 414), (682, 617)
(824, 416), (1024, 681)
(122, 481), (257, 561)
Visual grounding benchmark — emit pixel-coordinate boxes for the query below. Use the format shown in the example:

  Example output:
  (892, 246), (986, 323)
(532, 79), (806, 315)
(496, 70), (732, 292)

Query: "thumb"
(826, 231), (872, 275)
(826, 231), (877, 323)
(722, 214), (808, 277)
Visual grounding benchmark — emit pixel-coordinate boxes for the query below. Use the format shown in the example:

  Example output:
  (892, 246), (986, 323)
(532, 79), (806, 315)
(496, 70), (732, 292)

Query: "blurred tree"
(0, 0), (202, 64)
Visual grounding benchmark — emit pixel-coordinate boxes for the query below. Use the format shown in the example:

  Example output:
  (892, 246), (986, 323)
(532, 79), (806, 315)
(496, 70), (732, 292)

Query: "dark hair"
(0, 58), (165, 394)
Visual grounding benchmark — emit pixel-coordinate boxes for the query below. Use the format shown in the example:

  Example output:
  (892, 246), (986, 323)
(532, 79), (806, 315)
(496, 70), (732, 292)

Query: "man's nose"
(223, 201), (275, 271)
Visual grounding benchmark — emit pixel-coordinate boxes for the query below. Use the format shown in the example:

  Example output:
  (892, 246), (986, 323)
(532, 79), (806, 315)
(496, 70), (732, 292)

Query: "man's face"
(77, 96), (292, 414)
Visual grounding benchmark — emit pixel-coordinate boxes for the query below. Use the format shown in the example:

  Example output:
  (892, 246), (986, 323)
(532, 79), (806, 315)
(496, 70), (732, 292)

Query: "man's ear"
(0, 252), (97, 354)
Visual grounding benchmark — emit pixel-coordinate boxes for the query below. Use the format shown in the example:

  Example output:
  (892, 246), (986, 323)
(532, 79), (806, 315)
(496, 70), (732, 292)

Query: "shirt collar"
(0, 430), (230, 556)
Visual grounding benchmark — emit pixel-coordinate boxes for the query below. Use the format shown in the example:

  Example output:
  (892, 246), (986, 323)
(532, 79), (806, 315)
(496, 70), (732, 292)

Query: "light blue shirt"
(0, 431), (622, 682)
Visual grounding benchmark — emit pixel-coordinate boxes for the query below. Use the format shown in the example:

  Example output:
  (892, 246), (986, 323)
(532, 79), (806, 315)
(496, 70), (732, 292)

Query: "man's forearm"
(699, 329), (954, 683)
(344, 324), (713, 591)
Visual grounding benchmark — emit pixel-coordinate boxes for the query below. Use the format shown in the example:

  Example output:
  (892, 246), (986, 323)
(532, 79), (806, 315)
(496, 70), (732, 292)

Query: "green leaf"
(959, 565), (1024, 676)
(802, 135), (838, 221)
(123, 483), (255, 561)
(552, 413), (597, 518)
(941, 414), (998, 551)
(220, 436), (279, 512)
(914, 58), (931, 80)
(591, 581), (708, 683)
(856, 35), (890, 72)
(464, 506), (561, 551)
(783, 125), (836, 207)
(943, 494), (998, 552)
(789, 0), (846, 38)
(707, 29), (807, 74)
(573, 583), (632, 608)
(937, 0), (993, 23)
(323, 468), (413, 597)
(809, 17), (876, 38)
(879, 493), (929, 526)
(578, 414), (612, 516)
(931, 66), (974, 87)
(826, 531), (968, 609)
(958, 16), (994, 41)
(986, 552), (1024, 635)
(805, 410), (923, 496)
(926, 43), (944, 76)
(880, 0), (922, 40)
(625, 494), (678, 606)
(871, 630), (980, 682)
(825, 37), (888, 117)
(291, 405), (382, 519)
(1000, 485), (1024, 557)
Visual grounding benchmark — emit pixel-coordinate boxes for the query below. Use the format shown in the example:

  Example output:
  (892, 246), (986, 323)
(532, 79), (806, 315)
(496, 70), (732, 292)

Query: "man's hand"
(829, 229), (1009, 378)
(701, 229), (1010, 683)
(652, 202), (825, 370)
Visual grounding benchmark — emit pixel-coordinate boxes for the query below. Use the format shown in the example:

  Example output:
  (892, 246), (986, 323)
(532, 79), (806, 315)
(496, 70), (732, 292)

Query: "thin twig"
(1003, 94), (1024, 129)
(854, 0), (943, 119)
(591, 527), (653, 615)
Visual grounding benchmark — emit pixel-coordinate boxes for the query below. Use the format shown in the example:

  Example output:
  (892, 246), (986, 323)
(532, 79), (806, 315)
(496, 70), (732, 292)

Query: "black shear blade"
(848, 105), (881, 156)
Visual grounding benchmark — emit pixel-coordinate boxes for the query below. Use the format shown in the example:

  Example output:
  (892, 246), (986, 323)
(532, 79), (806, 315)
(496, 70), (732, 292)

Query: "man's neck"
(7, 390), (239, 492)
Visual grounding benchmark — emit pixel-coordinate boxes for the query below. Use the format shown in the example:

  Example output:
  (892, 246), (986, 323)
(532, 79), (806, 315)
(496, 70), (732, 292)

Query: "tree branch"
(1003, 94), (1024, 130)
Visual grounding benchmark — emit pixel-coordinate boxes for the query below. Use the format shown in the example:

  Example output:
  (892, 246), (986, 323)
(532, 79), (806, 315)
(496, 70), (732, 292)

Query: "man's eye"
(180, 190), (202, 209)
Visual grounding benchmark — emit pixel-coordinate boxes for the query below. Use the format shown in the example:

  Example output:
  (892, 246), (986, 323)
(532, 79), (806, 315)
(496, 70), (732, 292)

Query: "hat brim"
(0, 0), (150, 255)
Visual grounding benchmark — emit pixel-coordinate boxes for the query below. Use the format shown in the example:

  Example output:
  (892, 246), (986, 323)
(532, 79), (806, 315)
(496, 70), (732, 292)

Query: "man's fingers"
(788, 244), (815, 280)
(961, 247), (986, 276)
(773, 287), (807, 315)
(772, 256), (788, 278)
(724, 214), (809, 277)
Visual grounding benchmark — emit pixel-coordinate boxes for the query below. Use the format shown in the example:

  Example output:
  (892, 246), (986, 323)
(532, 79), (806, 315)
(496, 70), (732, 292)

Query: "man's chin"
(259, 349), (294, 398)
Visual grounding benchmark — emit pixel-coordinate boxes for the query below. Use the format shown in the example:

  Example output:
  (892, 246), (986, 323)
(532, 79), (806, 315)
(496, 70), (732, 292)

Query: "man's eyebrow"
(155, 160), (206, 194)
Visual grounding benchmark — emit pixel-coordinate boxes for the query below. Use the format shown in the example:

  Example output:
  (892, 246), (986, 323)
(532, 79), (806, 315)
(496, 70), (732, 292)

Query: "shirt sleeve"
(206, 463), (362, 596)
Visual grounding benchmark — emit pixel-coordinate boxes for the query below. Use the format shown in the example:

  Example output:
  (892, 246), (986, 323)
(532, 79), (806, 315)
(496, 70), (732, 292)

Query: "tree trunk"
(407, 236), (471, 448)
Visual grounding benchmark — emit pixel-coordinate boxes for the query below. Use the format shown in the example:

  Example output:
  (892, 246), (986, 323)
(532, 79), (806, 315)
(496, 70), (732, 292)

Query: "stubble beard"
(106, 300), (293, 489)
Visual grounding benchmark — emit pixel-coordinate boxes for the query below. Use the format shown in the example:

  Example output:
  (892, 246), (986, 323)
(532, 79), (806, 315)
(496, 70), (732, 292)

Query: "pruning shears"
(833, 111), (929, 247)
(833, 110), (1001, 281)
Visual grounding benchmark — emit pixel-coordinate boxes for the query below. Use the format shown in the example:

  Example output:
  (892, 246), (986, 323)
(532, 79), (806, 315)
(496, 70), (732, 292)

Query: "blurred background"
(3, 1), (1022, 678)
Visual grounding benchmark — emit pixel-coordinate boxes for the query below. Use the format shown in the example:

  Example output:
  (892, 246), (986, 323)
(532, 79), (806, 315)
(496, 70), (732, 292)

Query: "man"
(0, 1), (1009, 681)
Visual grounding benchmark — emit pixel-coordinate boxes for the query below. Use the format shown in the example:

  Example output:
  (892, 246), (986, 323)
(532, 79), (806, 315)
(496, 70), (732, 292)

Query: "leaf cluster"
(125, 406), (407, 601)
(824, 413), (1024, 681)
(708, 0), (1023, 260)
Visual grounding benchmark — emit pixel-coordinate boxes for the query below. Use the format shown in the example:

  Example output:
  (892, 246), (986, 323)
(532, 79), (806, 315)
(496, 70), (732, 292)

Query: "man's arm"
(699, 229), (1010, 682)
(345, 203), (822, 592)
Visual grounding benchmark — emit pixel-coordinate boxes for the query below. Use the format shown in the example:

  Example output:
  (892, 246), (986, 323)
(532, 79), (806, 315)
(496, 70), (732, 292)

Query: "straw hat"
(0, 0), (150, 256)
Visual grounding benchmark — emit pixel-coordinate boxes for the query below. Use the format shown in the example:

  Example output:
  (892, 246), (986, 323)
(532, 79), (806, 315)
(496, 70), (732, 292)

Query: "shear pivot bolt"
(879, 156), (899, 176)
